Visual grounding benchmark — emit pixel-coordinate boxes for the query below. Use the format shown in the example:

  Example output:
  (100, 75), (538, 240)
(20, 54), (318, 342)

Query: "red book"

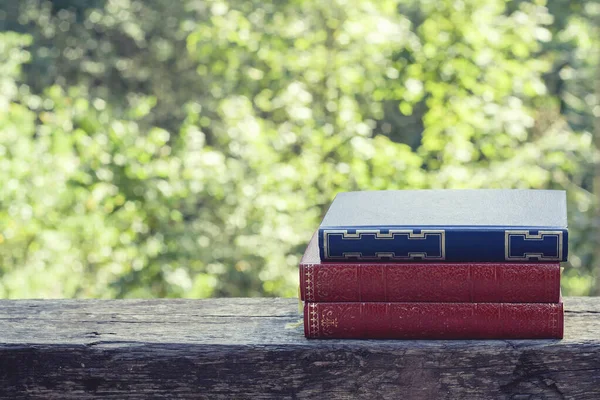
(300, 234), (561, 303)
(304, 301), (564, 339)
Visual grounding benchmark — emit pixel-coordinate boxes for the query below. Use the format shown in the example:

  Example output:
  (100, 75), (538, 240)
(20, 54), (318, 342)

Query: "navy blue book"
(318, 189), (568, 262)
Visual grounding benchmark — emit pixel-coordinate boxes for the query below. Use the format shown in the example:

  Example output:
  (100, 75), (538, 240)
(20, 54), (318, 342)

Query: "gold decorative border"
(304, 264), (315, 302)
(323, 229), (445, 260)
(308, 303), (319, 338)
(504, 230), (563, 261)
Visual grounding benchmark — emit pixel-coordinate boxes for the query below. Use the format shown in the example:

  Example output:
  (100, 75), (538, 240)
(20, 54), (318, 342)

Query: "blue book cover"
(318, 189), (568, 262)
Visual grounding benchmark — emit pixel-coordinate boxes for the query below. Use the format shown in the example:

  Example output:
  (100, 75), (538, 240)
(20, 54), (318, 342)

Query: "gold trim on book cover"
(304, 264), (315, 302)
(323, 229), (445, 260)
(504, 230), (563, 261)
(308, 303), (319, 338)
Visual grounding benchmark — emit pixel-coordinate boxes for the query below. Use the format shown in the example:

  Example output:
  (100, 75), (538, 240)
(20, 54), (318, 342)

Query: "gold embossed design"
(307, 303), (319, 338)
(321, 316), (338, 329)
(304, 264), (315, 302)
(504, 230), (563, 261)
(319, 307), (340, 337)
(323, 229), (445, 260)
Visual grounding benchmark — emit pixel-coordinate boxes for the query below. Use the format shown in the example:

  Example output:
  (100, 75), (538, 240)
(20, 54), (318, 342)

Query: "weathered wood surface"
(1, 297), (599, 400)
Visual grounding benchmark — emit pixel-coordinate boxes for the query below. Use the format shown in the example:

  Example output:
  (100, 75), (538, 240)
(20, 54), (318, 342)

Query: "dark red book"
(304, 301), (564, 339)
(300, 234), (561, 303)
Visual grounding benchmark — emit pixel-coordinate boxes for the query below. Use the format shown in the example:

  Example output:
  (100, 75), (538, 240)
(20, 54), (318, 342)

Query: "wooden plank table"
(1, 297), (599, 399)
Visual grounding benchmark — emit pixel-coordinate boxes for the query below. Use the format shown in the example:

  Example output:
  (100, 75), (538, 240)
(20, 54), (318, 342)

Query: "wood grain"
(0, 297), (599, 399)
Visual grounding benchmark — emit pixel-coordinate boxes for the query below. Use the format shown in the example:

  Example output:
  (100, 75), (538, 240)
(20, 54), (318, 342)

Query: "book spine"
(300, 263), (561, 303)
(304, 302), (564, 339)
(319, 227), (568, 262)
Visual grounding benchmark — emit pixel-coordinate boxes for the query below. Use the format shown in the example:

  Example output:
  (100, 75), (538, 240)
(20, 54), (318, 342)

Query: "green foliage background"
(0, 0), (599, 298)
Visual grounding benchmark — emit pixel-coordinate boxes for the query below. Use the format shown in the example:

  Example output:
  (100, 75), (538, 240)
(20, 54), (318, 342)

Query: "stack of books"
(300, 189), (565, 339)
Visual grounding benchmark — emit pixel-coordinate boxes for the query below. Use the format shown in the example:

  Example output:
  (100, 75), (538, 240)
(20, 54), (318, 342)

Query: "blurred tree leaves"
(0, 0), (598, 298)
